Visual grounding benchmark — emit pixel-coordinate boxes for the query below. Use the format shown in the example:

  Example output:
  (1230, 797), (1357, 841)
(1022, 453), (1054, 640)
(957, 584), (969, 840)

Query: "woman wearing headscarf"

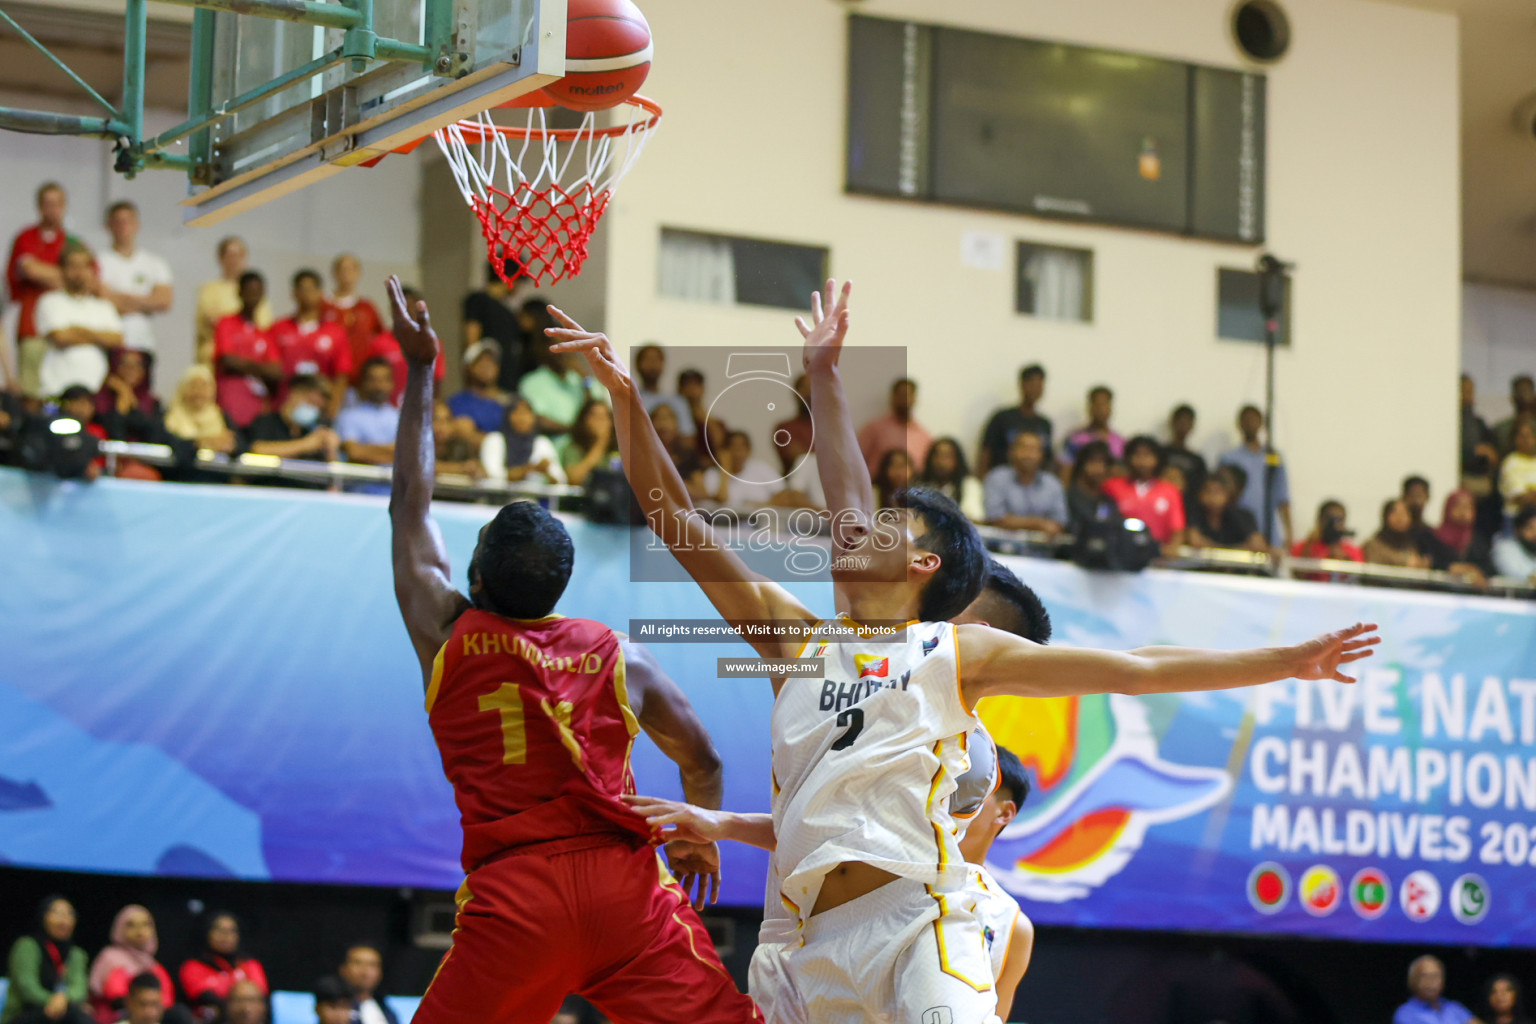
(177, 912), (268, 1023)
(162, 366), (235, 453)
(87, 906), (176, 1024)
(1, 896), (92, 1024)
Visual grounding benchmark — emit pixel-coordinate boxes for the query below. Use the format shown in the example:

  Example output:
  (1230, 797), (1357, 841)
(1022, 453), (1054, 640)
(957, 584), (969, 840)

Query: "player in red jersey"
(384, 277), (760, 1024)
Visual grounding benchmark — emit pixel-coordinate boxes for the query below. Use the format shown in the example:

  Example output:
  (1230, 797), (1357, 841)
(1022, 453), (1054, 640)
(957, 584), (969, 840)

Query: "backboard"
(179, 0), (566, 225)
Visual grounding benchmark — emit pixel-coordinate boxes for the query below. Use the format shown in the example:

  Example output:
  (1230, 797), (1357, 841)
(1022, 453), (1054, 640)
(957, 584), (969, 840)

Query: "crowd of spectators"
(1, 897), (410, 1024)
(1393, 955), (1532, 1024)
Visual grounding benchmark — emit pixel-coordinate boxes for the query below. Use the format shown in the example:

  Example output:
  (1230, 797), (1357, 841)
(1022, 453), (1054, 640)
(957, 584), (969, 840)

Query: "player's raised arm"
(623, 795), (777, 852)
(958, 622), (1381, 703)
(386, 277), (469, 685)
(547, 310), (817, 660)
(795, 279), (874, 550)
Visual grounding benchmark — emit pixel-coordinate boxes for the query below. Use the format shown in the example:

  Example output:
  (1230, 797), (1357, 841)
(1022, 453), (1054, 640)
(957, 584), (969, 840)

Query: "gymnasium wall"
(1464, 282), (1536, 421)
(599, 0), (1462, 532)
(0, 91), (421, 392)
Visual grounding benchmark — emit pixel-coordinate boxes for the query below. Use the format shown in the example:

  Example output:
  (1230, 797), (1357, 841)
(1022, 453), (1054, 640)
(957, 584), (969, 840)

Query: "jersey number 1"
(479, 683), (526, 764)
(831, 707), (864, 751)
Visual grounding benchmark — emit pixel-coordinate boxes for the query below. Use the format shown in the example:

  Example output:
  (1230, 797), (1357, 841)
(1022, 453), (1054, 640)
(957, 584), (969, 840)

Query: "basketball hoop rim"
(451, 94), (662, 143)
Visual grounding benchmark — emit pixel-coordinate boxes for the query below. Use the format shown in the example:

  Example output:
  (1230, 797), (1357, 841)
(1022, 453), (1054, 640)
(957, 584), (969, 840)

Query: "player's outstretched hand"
(624, 794), (731, 844)
(1289, 622), (1381, 683)
(795, 278), (852, 373)
(545, 307), (632, 395)
(386, 275), (438, 366)
(663, 840), (722, 910)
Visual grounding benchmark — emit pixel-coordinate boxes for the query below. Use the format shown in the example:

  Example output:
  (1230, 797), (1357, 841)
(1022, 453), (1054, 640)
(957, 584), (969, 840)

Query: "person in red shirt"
(1291, 500), (1367, 562)
(177, 912), (269, 1024)
(323, 253), (385, 381)
(365, 284), (444, 404)
(1102, 435), (1187, 546)
(6, 182), (73, 393)
(384, 278), (759, 1024)
(213, 272), (283, 429)
(270, 269), (352, 419)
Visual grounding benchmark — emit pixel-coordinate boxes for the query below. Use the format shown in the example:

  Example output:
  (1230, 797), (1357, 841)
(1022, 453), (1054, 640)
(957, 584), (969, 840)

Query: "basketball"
(542, 0), (653, 112)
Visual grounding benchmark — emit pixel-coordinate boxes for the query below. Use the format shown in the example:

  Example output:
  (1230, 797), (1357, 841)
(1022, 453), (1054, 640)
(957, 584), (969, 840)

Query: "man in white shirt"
(36, 243), (123, 398)
(338, 944), (399, 1024)
(94, 201), (173, 382)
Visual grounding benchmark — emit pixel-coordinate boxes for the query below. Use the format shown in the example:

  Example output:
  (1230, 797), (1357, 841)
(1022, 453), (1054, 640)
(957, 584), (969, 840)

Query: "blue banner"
(3, 468), (1535, 947)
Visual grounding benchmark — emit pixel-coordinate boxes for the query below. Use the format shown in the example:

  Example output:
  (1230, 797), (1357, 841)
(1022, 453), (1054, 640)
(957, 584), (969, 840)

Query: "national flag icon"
(1349, 867), (1391, 920)
(855, 654), (889, 678)
(1400, 870), (1441, 922)
(921, 635), (940, 657)
(1299, 865), (1341, 917)
(814, 643), (829, 658)
(1450, 874), (1490, 925)
(1247, 862), (1290, 915)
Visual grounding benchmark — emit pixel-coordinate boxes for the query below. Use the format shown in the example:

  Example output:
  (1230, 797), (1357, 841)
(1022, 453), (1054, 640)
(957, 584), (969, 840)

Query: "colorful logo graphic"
(1450, 874), (1490, 925)
(813, 643), (828, 658)
(921, 635), (940, 657)
(1400, 870), (1441, 922)
(1349, 868), (1391, 920)
(854, 654), (888, 678)
(1248, 862), (1290, 914)
(1299, 865), (1341, 917)
(981, 691), (1232, 902)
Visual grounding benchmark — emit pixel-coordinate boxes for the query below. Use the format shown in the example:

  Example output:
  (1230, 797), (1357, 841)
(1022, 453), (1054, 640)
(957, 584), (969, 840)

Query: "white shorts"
(774, 878), (1001, 1024)
(748, 939), (808, 1024)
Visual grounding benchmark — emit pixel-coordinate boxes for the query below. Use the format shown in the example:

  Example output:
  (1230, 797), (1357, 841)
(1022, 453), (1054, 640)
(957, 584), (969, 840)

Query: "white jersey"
(967, 864), (1024, 979)
(771, 618), (979, 916)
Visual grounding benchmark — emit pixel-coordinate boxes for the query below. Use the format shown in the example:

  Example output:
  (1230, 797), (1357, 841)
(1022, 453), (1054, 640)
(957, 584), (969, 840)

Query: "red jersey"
(1103, 477), (1186, 543)
(212, 314), (277, 428)
(427, 609), (652, 872)
(322, 296), (385, 381)
(368, 330), (446, 405)
(270, 316), (353, 381)
(6, 224), (68, 341)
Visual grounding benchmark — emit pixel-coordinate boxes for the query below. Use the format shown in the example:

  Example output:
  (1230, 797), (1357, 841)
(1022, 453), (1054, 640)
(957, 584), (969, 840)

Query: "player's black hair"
(894, 486), (986, 624)
(980, 559), (1052, 645)
(995, 745), (1030, 810)
(469, 501), (575, 619)
(127, 972), (162, 998)
(313, 976), (352, 1006)
(292, 268), (322, 290)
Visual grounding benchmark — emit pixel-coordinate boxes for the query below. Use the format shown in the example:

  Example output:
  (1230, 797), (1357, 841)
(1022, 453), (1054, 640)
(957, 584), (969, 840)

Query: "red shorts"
(414, 839), (760, 1024)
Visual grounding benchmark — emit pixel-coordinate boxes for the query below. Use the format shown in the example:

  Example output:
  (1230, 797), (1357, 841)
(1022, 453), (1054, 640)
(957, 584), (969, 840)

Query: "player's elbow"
(679, 739), (723, 781)
(1113, 655), (1161, 695)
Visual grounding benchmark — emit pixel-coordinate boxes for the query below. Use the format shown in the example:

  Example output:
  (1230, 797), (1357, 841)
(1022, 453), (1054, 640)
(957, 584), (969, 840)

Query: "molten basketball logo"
(980, 692), (1231, 902)
(1299, 865), (1341, 917)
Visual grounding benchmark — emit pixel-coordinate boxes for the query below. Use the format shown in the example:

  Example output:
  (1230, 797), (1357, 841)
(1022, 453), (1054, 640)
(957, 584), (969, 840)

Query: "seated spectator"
(1164, 403), (1207, 505)
(178, 913), (268, 1024)
(699, 431), (783, 512)
(95, 201), (173, 387)
(983, 431), (1068, 536)
(118, 975), (164, 1024)
(1436, 490), (1494, 578)
(1493, 507), (1536, 582)
(978, 363), (1051, 475)
(1186, 471), (1266, 552)
(1483, 974), (1533, 1024)
(916, 436), (984, 522)
(872, 448), (913, 510)
(1, 895), (93, 1024)
(1065, 440), (1120, 535)
(323, 254), (384, 377)
(857, 378), (932, 477)
(430, 399), (485, 479)
(270, 270), (352, 421)
(96, 350), (161, 433)
(1102, 435), (1186, 545)
(1394, 955), (1474, 1024)
(244, 375), (340, 471)
(677, 369), (711, 455)
(520, 339), (604, 443)
(1401, 475), (1454, 565)
(1364, 499), (1431, 569)
(1060, 385), (1124, 466)
(479, 398), (563, 485)
(37, 244), (123, 399)
(1219, 404), (1293, 546)
(462, 262), (528, 392)
(635, 343), (691, 433)
(561, 398), (619, 486)
(1500, 420), (1536, 519)
(338, 945), (398, 1024)
(58, 386), (107, 479)
(1161, 462), (1188, 498)
(212, 273), (282, 430)
(164, 367), (236, 454)
(650, 403), (700, 481)
(366, 284), (444, 405)
(770, 374), (812, 473)
(334, 359), (399, 480)
(1291, 500), (1365, 562)
(310, 979), (353, 1024)
(88, 907), (176, 1024)
(219, 982), (266, 1024)
(195, 238), (272, 364)
(1492, 374), (1536, 456)
(446, 341), (511, 437)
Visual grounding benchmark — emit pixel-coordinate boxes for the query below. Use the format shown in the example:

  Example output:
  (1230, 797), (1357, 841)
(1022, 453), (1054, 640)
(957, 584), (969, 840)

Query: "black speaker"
(1071, 510), (1159, 574)
(1232, 0), (1290, 63)
(583, 466), (646, 525)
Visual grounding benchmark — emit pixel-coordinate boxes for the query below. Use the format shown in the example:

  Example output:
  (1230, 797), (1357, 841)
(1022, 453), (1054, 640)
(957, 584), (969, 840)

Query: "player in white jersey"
(549, 285), (1380, 1024)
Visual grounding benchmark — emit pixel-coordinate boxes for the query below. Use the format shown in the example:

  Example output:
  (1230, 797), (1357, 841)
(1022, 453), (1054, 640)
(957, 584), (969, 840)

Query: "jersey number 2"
(479, 683), (526, 764)
(831, 707), (865, 751)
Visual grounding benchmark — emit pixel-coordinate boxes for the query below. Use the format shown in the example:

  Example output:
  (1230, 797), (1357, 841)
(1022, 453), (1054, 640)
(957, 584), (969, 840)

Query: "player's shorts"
(747, 939), (807, 1024)
(414, 837), (761, 1024)
(780, 878), (1002, 1024)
